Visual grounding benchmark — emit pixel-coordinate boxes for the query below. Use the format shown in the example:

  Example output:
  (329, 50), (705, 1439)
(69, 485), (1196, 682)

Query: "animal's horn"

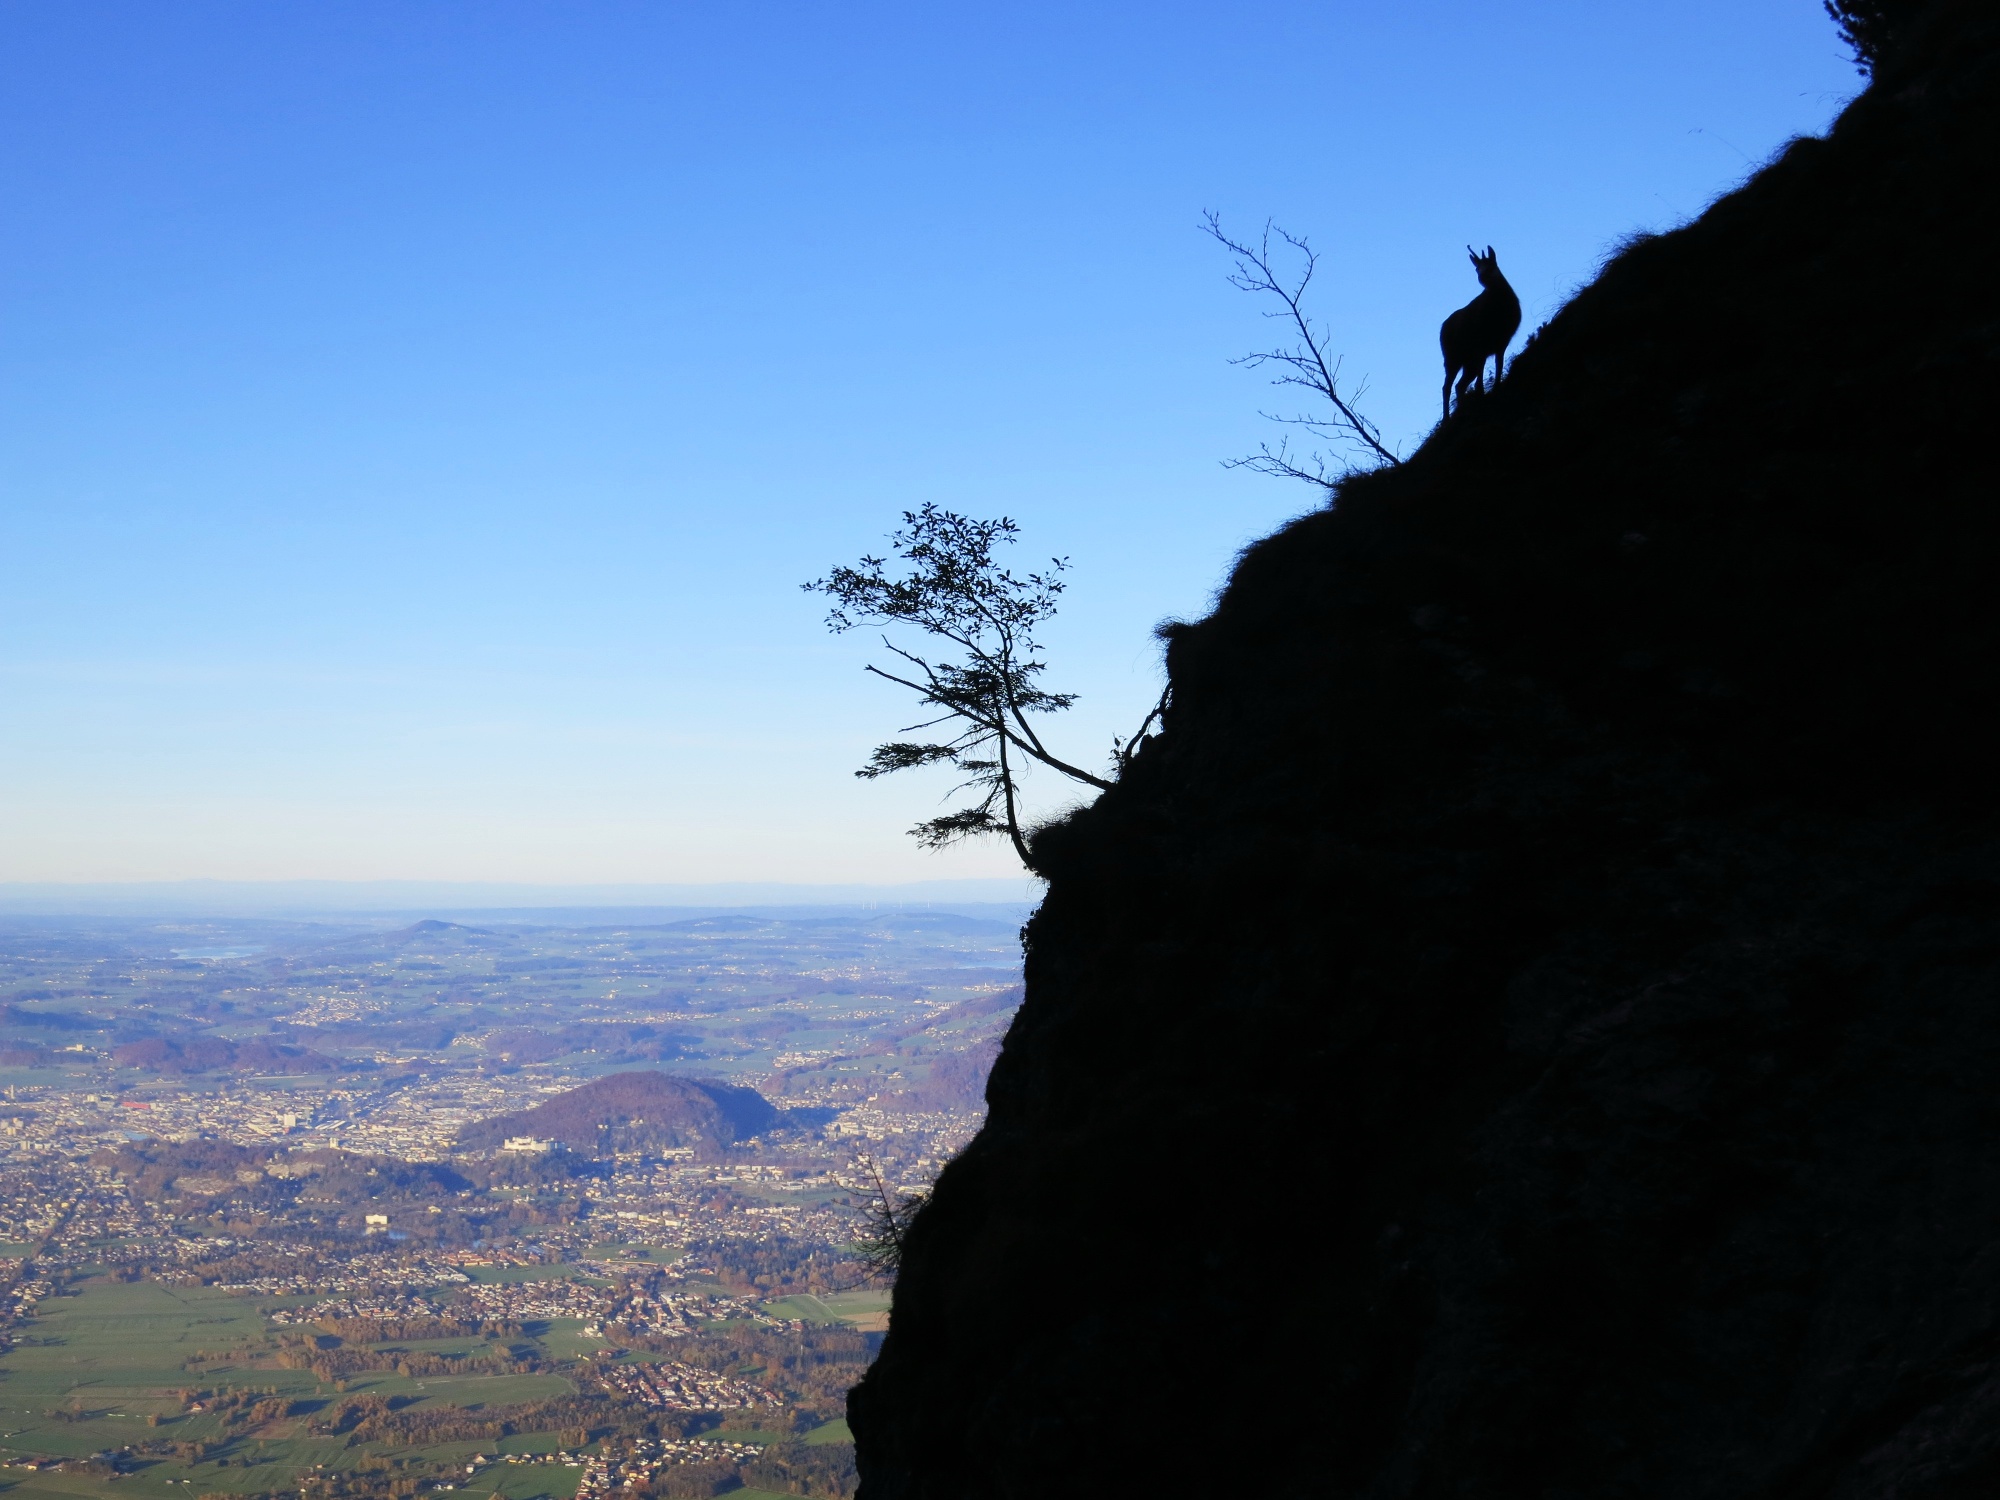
(1486, 245), (1496, 260)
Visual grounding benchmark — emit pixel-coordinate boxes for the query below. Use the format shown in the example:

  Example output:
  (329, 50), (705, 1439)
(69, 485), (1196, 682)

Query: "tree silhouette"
(806, 505), (1165, 868)
(854, 1157), (924, 1280)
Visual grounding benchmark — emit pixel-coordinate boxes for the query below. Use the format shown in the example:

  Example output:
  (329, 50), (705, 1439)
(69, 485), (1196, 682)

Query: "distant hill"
(110, 1035), (343, 1076)
(482, 1021), (693, 1066)
(873, 1041), (1001, 1115)
(394, 918), (485, 940)
(323, 919), (508, 956)
(458, 1070), (778, 1154)
(0, 1002), (95, 1031)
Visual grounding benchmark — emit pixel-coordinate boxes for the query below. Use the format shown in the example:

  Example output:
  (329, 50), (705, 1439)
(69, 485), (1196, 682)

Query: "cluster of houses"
(592, 1357), (776, 1412)
(573, 1436), (766, 1496)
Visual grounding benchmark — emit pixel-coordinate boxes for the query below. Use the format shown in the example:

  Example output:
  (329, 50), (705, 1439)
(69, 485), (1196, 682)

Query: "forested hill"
(851, 3), (2000, 1497)
(458, 1071), (777, 1154)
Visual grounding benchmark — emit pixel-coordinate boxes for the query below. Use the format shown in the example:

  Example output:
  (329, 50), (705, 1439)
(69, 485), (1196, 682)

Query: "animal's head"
(1467, 245), (1503, 287)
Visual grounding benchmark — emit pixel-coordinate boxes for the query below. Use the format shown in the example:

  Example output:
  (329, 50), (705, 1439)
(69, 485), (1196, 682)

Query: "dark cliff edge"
(851, 5), (2000, 1497)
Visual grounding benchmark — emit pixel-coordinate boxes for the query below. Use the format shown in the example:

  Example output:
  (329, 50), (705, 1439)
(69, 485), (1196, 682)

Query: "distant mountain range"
(457, 1070), (779, 1154)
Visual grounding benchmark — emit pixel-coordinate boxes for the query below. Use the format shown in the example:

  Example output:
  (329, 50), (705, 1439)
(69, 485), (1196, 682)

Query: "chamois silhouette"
(1440, 246), (1521, 420)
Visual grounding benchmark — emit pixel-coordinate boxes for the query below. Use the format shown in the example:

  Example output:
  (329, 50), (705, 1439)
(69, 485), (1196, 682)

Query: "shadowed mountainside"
(851, 5), (2000, 1496)
(459, 1070), (778, 1154)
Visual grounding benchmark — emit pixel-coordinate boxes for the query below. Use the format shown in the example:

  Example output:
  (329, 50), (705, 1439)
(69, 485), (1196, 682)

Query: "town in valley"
(0, 906), (1022, 1499)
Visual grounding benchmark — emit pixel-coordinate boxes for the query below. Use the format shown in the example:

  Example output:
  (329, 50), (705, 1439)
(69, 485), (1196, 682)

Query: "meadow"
(0, 1278), (590, 1498)
(763, 1292), (890, 1333)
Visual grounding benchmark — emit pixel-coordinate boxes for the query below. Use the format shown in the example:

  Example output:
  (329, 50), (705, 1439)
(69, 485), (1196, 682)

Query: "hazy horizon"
(0, 875), (1040, 919)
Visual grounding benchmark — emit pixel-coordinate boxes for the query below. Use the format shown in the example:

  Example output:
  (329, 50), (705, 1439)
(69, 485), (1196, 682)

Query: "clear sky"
(0, 1), (1859, 886)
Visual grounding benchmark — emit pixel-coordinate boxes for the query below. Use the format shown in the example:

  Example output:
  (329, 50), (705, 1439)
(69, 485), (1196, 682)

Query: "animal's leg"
(1442, 368), (1455, 420)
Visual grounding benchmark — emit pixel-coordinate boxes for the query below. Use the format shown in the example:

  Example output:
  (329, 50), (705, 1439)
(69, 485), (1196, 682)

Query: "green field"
(0, 1464), (583, 1500)
(583, 1244), (682, 1266)
(0, 1279), (582, 1498)
(765, 1291), (890, 1330)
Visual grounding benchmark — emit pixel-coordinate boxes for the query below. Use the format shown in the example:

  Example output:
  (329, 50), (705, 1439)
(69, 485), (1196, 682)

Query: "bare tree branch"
(1203, 211), (1402, 482)
(849, 1156), (926, 1281)
(1111, 684), (1171, 774)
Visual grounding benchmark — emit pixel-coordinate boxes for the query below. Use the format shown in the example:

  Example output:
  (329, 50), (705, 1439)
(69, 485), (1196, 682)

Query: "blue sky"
(0, 1), (1859, 886)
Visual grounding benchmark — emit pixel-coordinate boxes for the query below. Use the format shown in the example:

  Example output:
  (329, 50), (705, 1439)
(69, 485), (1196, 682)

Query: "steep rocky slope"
(851, 5), (2000, 1496)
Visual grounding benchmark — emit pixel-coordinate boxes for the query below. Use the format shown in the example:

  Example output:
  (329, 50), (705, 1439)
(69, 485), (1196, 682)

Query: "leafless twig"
(853, 1156), (925, 1281)
(1204, 211), (1401, 486)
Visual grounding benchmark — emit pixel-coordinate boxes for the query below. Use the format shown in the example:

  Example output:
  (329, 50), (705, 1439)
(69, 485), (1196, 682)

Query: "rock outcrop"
(851, 4), (2000, 1495)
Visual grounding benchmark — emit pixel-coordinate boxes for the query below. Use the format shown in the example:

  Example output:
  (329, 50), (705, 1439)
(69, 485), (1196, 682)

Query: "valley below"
(0, 906), (1019, 1500)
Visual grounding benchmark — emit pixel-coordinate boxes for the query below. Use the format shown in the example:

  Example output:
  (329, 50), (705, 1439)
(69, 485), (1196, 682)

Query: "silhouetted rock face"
(850, 7), (2000, 1497)
(459, 1070), (776, 1153)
